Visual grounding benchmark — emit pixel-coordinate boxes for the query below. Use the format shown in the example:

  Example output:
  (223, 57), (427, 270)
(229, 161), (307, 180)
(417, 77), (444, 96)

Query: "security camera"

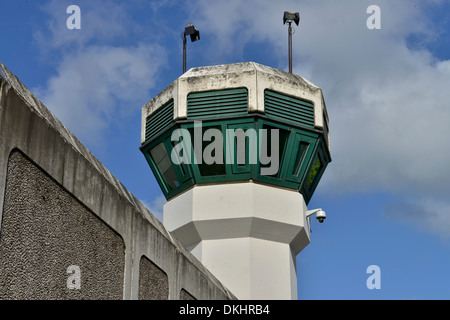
(316, 210), (326, 223)
(306, 208), (327, 224)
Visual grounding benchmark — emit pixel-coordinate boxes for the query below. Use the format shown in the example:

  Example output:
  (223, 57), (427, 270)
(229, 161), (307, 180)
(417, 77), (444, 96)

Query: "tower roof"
(142, 62), (330, 152)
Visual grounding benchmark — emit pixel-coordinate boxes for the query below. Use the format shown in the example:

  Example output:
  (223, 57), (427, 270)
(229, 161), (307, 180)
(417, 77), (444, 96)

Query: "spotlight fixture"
(283, 11), (300, 26)
(182, 23), (200, 73)
(283, 11), (300, 73)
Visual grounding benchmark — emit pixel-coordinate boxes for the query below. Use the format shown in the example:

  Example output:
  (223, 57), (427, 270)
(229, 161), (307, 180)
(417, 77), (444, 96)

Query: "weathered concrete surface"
(138, 255), (169, 300)
(0, 151), (125, 299)
(0, 62), (235, 300)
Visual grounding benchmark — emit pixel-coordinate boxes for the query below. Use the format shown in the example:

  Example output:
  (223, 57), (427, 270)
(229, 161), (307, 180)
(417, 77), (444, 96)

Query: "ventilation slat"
(187, 88), (248, 120)
(145, 100), (174, 142)
(264, 90), (315, 129)
(265, 96), (314, 116)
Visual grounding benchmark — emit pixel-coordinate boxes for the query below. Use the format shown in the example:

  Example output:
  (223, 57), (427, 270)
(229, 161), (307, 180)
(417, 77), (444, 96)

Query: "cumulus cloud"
(34, 44), (167, 145)
(32, 0), (168, 146)
(189, 0), (450, 194)
(34, 0), (131, 51)
(30, 0), (450, 238)
(385, 198), (450, 240)
(187, 0), (450, 237)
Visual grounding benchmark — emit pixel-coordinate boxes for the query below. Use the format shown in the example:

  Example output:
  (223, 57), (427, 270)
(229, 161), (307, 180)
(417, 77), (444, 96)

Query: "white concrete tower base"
(163, 182), (311, 300)
(190, 238), (298, 299)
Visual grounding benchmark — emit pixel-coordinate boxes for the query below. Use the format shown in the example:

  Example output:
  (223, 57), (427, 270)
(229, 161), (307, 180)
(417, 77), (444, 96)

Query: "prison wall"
(0, 62), (234, 300)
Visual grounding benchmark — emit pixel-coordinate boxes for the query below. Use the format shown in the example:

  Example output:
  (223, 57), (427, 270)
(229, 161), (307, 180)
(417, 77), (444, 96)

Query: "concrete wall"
(0, 62), (235, 300)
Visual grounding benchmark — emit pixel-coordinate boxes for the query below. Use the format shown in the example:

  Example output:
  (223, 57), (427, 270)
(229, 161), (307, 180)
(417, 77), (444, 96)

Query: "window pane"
(226, 123), (256, 174)
(293, 141), (309, 176)
(188, 126), (226, 177)
(150, 142), (179, 190)
(260, 124), (289, 178)
(306, 155), (323, 189)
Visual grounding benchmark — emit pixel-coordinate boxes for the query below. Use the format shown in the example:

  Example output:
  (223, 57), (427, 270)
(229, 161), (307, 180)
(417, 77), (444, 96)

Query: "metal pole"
(183, 35), (187, 74)
(288, 22), (293, 73)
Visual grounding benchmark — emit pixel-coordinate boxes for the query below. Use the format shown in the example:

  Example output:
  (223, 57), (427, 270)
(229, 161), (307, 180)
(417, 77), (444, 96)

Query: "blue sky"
(1, 0), (450, 300)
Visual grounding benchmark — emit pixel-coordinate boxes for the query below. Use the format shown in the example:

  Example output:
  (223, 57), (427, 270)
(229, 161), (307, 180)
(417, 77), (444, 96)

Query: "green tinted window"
(260, 124), (290, 178)
(150, 142), (179, 190)
(306, 155), (323, 189)
(188, 126), (226, 177)
(292, 141), (308, 177)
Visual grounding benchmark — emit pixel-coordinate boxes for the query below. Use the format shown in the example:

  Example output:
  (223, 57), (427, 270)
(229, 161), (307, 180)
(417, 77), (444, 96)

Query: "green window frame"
(141, 112), (330, 203)
(254, 119), (319, 190)
(179, 118), (255, 184)
(226, 122), (256, 175)
(142, 129), (194, 199)
(300, 138), (330, 204)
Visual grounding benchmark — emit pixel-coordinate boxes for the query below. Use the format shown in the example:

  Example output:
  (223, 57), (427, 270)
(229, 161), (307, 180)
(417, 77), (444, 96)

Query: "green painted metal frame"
(145, 99), (174, 142)
(253, 118), (320, 190)
(141, 126), (195, 199)
(264, 90), (315, 130)
(300, 138), (331, 203)
(141, 89), (331, 204)
(187, 87), (249, 120)
(179, 118), (255, 184)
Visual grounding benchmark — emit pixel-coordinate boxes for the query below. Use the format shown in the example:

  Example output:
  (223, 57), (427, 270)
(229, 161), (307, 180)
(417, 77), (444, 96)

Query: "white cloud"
(187, 0), (450, 236)
(189, 0), (450, 194)
(34, 0), (131, 51)
(32, 0), (168, 147)
(385, 197), (450, 239)
(34, 43), (167, 146)
(29, 0), (450, 238)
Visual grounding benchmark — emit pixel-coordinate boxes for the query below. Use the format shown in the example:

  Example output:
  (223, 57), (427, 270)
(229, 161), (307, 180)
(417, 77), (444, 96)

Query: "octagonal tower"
(140, 62), (331, 299)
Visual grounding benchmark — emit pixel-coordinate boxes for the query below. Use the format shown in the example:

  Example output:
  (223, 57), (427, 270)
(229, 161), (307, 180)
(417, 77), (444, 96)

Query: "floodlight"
(283, 11), (300, 26)
(182, 23), (200, 73)
(184, 23), (200, 42)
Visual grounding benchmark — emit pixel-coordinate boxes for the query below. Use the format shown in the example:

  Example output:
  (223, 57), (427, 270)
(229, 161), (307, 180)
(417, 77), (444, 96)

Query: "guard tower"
(140, 62), (331, 299)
